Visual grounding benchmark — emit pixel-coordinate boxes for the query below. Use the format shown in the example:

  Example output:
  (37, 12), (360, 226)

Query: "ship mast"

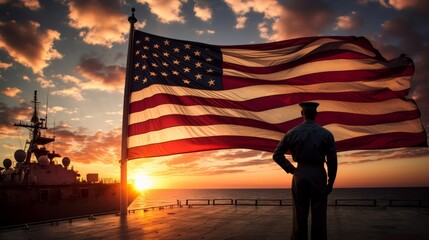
(14, 90), (54, 164)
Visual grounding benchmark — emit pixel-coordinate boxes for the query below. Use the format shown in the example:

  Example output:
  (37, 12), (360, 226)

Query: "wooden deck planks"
(1, 205), (428, 240)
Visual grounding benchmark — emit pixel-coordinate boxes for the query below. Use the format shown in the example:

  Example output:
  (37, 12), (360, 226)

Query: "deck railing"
(180, 198), (429, 208)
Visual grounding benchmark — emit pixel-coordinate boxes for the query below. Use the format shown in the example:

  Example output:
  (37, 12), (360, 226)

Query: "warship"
(0, 91), (139, 227)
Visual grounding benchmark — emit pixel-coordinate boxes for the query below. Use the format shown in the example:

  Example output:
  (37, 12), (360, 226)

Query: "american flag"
(126, 30), (427, 159)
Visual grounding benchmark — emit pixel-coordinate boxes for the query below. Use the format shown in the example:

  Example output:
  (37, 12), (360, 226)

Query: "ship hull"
(0, 183), (139, 226)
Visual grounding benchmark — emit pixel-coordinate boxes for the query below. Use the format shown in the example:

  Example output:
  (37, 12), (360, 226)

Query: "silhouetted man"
(273, 102), (337, 240)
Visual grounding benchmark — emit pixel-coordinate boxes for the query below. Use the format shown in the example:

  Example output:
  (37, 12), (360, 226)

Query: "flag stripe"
(128, 119), (423, 148)
(129, 98), (418, 126)
(223, 59), (409, 81)
(129, 110), (421, 136)
(222, 67), (413, 89)
(130, 89), (409, 114)
(127, 132), (426, 159)
(128, 136), (279, 159)
(130, 77), (411, 104)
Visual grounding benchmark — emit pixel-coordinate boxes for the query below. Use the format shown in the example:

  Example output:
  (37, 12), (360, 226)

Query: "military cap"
(299, 102), (319, 111)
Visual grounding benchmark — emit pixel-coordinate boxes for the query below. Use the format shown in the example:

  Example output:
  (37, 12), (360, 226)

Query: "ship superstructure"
(0, 91), (138, 226)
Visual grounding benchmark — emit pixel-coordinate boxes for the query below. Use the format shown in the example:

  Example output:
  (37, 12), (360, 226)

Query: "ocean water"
(129, 187), (429, 209)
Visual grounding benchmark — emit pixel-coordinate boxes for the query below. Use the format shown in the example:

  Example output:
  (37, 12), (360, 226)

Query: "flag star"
(142, 54), (148, 59)
(194, 50), (201, 56)
(173, 60), (180, 65)
(184, 55), (191, 61)
(135, 50), (140, 55)
(135, 62), (140, 68)
(172, 71), (179, 75)
(150, 72), (157, 76)
(173, 48), (180, 53)
(142, 65), (147, 70)
(154, 44), (160, 49)
(151, 63), (158, 68)
(184, 44), (191, 49)
(145, 36), (150, 41)
(164, 40), (170, 45)
(183, 79), (191, 84)
(162, 62), (169, 67)
(152, 53), (159, 58)
(206, 57), (213, 62)
(163, 52), (170, 57)
(208, 79), (215, 86)
(134, 75), (139, 81)
(161, 72), (168, 77)
(195, 62), (202, 68)
(136, 40), (141, 44)
(183, 67), (191, 73)
(195, 73), (202, 80)
(143, 77), (148, 83)
(143, 46), (149, 50)
(206, 68), (214, 73)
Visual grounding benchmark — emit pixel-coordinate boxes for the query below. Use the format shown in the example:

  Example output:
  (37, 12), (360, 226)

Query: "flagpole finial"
(129, 7), (137, 25)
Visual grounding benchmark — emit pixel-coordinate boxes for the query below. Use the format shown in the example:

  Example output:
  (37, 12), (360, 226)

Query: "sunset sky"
(0, 0), (428, 189)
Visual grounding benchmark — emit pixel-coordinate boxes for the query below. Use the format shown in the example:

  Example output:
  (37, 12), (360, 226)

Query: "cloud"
(48, 126), (122, 164)
(21, 0), (40, 10)
(54, 74), (82, 85)
(152, 149), (273, 177)
(51, 87), (84, 101)
(36, 76), (55, 88)
(0, 61), (12, 69)
(235, 16), (247, 29)
(49, 105), (65, 114)
(2, 87), (21, 97)
(0, 20), (62, 74)
(224, 0), (333, 41)
(75, 56), (125, 92)
(53, 63), (124, 95)
(194, 3), (212, 21)
(224, 0), (282, 30)
(339, 148), (429, 165)
(0, 99), (32, 137)
(334, 11), (363, 31)
(0, 0), (40, 10)
(135, 20), (147, 30)
(258, 22), (271, 40)
(380, 17), (423, 55)
(270, 0), (334, 40)
(195, 29), (215, 35)
(67, 0), (129, 48)
(379, 0), (429, 11)
(137, 0), (187, 23)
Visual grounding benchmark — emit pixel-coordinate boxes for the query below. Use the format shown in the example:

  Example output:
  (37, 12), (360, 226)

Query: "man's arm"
(273, 135), (296, 174)
(325, 132), (338, 194)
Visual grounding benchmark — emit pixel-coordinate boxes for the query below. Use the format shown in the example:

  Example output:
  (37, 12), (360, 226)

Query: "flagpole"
(120, 7), (137, 216)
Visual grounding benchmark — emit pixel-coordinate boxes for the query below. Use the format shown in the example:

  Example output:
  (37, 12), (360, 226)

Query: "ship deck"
(1, 204), (429, 240)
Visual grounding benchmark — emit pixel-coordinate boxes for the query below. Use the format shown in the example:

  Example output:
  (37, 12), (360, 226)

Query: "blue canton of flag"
(131, 31), (223, 92)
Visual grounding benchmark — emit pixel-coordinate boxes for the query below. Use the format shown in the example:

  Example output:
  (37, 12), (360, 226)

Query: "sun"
(132, 173), (154, 191)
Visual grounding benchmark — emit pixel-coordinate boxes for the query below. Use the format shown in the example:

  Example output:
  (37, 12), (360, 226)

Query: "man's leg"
(292, 173), (310, 240)
(310, 172), (327, 240)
